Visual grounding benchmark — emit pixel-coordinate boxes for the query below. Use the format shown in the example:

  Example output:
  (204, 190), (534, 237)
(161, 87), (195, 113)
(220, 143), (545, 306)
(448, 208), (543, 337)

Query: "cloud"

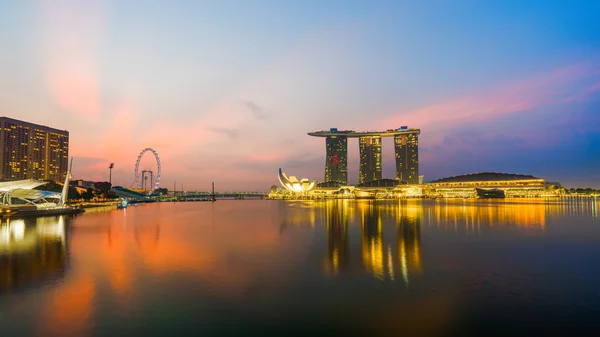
(242, 100), (269, 120)
(37, 0), (108, 121)
(379, 62), (600, 137)
(209, 126), (239, 139)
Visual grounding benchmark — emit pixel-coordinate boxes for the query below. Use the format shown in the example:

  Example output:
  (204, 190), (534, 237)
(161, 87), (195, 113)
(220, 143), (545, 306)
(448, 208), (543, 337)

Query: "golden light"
(278, 168), (316, 193)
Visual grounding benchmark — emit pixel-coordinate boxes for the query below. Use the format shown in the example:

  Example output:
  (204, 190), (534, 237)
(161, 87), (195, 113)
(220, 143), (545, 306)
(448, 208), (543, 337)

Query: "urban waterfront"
(1, 199), (600, 336)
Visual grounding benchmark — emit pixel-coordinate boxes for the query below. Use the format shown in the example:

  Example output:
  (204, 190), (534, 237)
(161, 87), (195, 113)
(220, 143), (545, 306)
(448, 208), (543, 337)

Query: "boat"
(117, 199), (129, 209)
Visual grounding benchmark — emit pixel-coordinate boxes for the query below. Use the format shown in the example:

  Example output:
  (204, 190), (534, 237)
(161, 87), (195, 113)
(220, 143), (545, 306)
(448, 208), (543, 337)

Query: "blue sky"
(0, 0), (599, 189)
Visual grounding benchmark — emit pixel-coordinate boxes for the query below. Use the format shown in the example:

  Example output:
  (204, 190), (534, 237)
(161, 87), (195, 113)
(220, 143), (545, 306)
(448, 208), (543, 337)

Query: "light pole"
(109, 163), (114, 185)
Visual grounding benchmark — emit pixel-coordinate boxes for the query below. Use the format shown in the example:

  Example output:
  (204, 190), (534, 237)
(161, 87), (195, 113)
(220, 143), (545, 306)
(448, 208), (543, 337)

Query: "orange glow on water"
(38, 275), (95, 337)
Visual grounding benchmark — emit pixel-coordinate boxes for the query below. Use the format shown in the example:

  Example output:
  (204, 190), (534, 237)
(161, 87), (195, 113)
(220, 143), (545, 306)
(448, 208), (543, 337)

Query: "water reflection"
(360, 202), (385, 280)
(0, 216), (67, 294)
(2, 200), (600, 336)
(319, 200), (423, 284)
(397, 207), (422, 286)
(323, 200), (348, 276)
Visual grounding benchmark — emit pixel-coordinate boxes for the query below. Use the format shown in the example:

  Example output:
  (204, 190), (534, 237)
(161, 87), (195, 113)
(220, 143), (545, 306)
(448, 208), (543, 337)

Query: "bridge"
(176, 192), (267, 200)
(111, 186), (267, 201)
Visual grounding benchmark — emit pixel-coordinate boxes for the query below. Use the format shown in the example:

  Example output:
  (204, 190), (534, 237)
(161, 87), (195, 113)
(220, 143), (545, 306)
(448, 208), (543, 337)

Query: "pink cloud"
(376, 62), (600, 147)
(37, 0), (107, 121)
(244, 152), (288, 163)
(382, 64), (596, 129)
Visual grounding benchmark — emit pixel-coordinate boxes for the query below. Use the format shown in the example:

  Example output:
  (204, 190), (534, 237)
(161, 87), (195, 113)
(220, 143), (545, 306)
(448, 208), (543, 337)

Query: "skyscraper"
(309, 127), (420, 185)
(325, 135), (348, 184)
(394, 133), (419, 184)
(358, 136), (382, 184)
(0, 117), (69, 181)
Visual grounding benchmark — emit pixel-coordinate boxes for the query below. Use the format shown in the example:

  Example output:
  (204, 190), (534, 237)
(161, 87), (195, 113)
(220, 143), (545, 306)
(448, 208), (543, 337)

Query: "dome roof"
(431, 172), (540, 183)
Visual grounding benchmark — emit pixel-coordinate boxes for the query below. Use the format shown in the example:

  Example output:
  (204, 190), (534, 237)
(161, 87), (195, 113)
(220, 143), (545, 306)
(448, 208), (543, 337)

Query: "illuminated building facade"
(0, 117), (69, 181)
(278, 168), (316, 193)
(309, 127), (420, 186)
(325, 134), (348, 185)
(394, 133), (419, 184)
(359, 136), (382, 184)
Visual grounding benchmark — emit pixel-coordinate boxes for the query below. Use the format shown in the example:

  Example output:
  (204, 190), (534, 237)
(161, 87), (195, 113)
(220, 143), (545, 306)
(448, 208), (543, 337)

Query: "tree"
(94, 181), (112, 193)
(82, 188), (95, 201)
(68, 186), (82, 201)
(155, 187), (169, 195)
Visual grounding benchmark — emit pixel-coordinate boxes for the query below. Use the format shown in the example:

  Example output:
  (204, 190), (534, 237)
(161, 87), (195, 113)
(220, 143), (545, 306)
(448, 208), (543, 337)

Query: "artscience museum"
(277, 169), (316, 193)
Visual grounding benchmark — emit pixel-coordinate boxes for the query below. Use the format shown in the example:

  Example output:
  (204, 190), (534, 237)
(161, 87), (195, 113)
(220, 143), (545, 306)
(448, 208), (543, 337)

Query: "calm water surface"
(1, 199), (600, 336)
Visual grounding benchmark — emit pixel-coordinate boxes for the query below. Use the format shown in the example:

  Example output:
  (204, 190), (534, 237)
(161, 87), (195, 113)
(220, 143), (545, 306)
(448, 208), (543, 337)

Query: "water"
(1, 199), (600, 336)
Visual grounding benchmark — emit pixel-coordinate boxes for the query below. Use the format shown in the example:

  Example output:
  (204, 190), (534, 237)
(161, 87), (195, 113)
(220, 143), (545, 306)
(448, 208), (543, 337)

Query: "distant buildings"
(309, 127), (421, 185)
(271, 171), (563, 199)
(425, 172), (556, 198)
(0, 117), (69, 181)
(270, 126), (567, 199)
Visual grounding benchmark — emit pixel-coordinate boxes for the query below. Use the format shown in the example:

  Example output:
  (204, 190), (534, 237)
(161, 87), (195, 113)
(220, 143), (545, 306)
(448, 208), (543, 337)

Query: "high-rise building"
(394, 133), (419, 184)
(325, 135), (348, 184)
(0, 117), (69, 181)
(358, 136), (382, 184)
(309, 127), (420, 185)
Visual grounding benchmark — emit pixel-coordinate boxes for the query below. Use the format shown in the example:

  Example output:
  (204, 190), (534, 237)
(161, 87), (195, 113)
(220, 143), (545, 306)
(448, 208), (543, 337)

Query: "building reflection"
(323, 200), (349, 276)
(278, 201), (317, 234)
(397, 203), (422, 286)
(320, 200), (423, 284)
(428, 200), (548, 233)
(0, 216), (67, 294)
(360, 202), (385, 280)
(317, 199), (567, 281)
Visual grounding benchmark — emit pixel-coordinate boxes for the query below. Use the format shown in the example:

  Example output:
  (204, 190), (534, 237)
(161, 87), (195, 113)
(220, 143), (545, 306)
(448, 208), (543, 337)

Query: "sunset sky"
(1, 0), (599, 190)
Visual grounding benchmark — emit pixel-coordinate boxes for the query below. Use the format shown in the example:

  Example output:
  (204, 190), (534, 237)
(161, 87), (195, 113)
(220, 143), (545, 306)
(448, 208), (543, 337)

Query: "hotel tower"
(309, 127), (420, 185)
(0, 117), (69, 181)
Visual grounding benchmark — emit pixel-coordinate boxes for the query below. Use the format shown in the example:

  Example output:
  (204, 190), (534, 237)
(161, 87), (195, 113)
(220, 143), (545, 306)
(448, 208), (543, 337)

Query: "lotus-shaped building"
(278, 168), (316, 193)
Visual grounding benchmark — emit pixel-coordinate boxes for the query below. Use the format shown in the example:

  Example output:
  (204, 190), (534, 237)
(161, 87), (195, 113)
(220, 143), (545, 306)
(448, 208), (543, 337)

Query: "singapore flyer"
(133, 148), (162, 190)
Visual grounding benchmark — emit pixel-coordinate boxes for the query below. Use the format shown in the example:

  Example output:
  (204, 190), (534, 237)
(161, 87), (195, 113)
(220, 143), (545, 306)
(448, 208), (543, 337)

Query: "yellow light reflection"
(0, 216), (67, 294)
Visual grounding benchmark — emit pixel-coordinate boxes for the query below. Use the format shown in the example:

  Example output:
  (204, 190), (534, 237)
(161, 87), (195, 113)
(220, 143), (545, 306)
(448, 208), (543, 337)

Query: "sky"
(1, 0), (599, 191)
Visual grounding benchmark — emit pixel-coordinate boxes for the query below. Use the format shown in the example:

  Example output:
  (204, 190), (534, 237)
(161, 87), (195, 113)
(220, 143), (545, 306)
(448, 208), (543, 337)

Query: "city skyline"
(1, 1), (599, 189)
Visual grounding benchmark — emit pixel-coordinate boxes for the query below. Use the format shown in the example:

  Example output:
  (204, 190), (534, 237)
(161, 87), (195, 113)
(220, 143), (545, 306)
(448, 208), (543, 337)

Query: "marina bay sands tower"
(308, 127), (421, 185)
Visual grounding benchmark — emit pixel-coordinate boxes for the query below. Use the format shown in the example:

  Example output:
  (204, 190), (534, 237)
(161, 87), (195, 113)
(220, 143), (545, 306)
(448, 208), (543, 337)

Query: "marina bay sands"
(308, 127), (421, 186)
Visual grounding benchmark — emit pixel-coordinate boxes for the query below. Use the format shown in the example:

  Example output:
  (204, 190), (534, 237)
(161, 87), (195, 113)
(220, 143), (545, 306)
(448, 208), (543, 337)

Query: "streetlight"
(109, 163), (114, 185)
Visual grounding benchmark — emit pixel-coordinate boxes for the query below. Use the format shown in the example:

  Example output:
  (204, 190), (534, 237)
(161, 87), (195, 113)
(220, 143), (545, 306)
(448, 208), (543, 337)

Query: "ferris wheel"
(133, 148), (162, 190)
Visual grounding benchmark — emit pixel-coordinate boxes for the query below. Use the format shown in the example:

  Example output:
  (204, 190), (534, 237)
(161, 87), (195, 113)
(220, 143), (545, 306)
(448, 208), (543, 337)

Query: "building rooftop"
(308, 127), (420, 137)
(0, 179), (48, 192)
(431, 172), (541, 183)
(0, 116), (69, 134)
